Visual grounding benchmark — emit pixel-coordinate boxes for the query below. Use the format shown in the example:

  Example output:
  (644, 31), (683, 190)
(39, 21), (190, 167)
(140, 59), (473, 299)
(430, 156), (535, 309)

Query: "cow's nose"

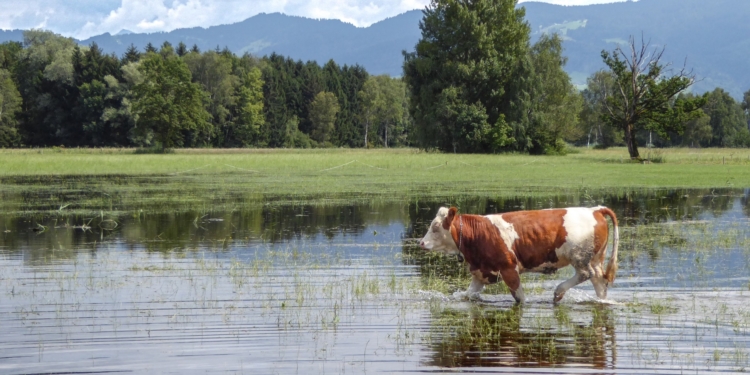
(419, 240), (426, 249)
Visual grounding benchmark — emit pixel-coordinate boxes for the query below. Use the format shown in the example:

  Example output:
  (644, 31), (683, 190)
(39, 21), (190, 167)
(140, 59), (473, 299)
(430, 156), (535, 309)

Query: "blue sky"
(0, 0), (628, 39)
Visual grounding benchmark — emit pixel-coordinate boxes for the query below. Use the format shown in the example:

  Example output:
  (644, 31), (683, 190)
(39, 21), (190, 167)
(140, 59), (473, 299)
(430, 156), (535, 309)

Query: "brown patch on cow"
(448, 213), (517, 286)
(500, 210), (568, 270)
(592, 211), (609, 256)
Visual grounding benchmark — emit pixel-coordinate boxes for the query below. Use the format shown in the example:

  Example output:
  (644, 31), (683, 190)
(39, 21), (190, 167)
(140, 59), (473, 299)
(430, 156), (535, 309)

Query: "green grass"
(2, 147), (749, 185)
(1, 147), (748, 215)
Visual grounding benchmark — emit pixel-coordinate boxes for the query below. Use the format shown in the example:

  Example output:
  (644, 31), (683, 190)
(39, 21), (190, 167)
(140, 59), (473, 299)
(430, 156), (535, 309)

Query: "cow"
(418, 206), (619, 304)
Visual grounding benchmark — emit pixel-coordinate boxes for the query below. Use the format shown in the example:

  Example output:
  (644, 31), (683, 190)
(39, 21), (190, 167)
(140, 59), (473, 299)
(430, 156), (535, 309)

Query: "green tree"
(184, 50), (232, 144)
(376, 76), (406, 148)
(122, 44), (141, 64)
(681, 112), (712, 147)
(0, 42), (22, 147)
(176, 42), (188, 57)
(703, 88), (750, 147)
(601, 36), (704, 159)
(357, 77), (382, 148)
(741, 88), (750, 136)
(403, 0), (527, 153)
(132, 52), (210, 150)
(72, 43), (130, 146)
(358, 75), (408, 148)
(579, 70), (623, 148)
(184, 51), (265, 148)
(15, 30), (79, 146)
(525, 34), (582, 154)
(309, 91), (339, 145)
(0, 68), (22, 147)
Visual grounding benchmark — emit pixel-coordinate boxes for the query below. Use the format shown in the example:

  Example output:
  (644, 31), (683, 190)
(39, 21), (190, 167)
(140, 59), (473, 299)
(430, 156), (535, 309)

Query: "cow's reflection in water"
(425, 304), (616, 371)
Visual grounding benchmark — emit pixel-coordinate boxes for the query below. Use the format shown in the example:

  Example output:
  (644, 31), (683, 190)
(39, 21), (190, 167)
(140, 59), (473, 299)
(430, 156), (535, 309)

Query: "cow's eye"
(431, 225), (440, 233)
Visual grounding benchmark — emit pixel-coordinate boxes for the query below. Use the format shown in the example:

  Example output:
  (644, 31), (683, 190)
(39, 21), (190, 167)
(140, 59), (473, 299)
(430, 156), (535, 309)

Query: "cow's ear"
(443, 207), (458, 230)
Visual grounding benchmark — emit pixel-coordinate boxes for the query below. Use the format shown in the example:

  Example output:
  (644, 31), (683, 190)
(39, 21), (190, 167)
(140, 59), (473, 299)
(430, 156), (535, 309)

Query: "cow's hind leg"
(554, 268), (591, 303)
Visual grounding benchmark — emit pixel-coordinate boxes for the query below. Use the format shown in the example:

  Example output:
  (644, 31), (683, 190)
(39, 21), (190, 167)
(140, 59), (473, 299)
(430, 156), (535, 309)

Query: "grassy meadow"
(1, 147), (749, 189)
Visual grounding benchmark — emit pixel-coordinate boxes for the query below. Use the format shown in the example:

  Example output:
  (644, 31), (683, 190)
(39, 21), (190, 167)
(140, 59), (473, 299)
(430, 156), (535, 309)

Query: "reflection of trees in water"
(0, 213), (115, 264)
(1, 188), (745, 263)
(425, 305), (616, 370)
(0, 202), (409, 261)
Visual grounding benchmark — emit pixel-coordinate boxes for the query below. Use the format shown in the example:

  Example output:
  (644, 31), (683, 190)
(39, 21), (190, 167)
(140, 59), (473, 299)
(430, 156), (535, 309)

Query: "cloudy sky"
(0, 0), (627, 39)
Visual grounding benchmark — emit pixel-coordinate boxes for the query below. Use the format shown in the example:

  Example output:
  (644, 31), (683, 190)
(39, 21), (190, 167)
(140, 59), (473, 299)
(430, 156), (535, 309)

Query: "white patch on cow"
(543, 207), (599, 282)
(485, 214), (520, 261)
(562, 207), (598, 245)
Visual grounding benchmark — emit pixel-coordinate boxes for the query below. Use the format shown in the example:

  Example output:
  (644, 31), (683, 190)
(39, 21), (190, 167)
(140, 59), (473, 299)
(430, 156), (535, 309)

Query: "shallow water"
(1, 188), (750, 374)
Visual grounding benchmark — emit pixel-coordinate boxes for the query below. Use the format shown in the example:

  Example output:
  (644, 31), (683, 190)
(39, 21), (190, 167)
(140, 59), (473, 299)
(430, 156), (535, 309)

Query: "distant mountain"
(2, 0), (748, 97)
(521, 0), (750, 98)
(81, 12), (424, 80)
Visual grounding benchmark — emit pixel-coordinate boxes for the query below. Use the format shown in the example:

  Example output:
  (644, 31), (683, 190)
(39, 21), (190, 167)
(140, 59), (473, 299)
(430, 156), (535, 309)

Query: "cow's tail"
(599, 207), (619, 284)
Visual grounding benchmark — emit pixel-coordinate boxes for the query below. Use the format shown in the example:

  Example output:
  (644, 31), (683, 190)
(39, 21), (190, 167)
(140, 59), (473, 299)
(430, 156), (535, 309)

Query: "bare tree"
(600, 35), (703, 159)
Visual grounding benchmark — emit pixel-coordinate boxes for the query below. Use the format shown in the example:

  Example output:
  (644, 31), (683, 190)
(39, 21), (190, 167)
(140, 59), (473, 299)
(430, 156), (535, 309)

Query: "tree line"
(2, 1), (750, 158)
(0, 30), (411, 150)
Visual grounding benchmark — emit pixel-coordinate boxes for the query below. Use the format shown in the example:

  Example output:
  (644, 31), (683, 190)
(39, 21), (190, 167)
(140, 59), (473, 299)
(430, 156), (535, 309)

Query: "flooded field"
(2, 185), (750, 374)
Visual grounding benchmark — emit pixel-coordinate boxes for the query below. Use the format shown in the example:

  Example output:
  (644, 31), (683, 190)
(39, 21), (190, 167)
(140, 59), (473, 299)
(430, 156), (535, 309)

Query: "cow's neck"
(450, 215), (468, 263)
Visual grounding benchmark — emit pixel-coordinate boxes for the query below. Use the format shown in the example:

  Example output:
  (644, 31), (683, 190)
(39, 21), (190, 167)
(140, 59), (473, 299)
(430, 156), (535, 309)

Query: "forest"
(0, 30), (409, 150)
(0, 8), (749, 155)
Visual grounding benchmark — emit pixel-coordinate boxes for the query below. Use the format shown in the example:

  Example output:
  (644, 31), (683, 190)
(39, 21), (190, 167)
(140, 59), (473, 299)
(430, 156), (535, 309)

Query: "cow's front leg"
(465, 274), (485, 298)
(453, 273), (485, 300)
(499, 267), (524, 304)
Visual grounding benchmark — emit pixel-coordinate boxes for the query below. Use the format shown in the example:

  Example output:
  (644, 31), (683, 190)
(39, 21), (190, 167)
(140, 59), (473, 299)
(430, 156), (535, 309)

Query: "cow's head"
(419, 206), (459, 254)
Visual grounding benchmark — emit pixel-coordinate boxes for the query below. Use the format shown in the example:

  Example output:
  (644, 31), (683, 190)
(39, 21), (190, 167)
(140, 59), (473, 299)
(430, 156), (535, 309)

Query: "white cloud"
(0, 0), (627, 39)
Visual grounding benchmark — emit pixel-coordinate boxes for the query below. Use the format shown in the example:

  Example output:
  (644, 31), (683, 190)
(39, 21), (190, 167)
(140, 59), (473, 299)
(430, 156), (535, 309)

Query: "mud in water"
(1, 188), (750, 374)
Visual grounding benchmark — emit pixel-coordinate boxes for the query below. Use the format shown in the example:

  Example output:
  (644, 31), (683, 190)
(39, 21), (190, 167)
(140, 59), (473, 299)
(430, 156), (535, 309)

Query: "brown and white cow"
(419, 206), (619, 303)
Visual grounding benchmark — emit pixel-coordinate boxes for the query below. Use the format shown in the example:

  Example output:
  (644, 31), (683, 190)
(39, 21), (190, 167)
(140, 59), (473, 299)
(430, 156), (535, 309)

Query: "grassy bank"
(1, 147), (748, 189)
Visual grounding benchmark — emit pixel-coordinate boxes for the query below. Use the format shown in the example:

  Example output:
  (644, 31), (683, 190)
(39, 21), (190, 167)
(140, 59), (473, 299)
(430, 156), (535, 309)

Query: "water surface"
(2, 188), (750, 374)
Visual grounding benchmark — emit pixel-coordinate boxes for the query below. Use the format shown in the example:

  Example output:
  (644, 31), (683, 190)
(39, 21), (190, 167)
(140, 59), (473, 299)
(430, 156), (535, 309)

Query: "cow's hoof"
(452, 291), (480, 301)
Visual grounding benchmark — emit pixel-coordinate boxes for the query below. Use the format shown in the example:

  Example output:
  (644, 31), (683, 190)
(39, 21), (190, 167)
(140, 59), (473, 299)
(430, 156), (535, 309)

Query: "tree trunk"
(624, 123), (640, 159)
(384, 123), (388, 148)
(364, 121), (369, 149)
